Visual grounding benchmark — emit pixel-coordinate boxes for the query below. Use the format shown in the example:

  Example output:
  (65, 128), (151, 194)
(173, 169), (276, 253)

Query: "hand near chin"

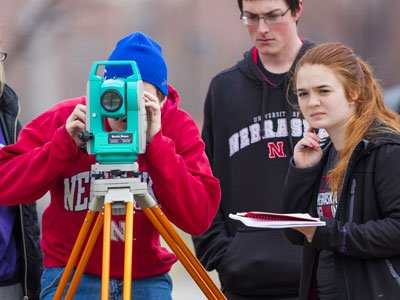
(293, 127), (323, 168)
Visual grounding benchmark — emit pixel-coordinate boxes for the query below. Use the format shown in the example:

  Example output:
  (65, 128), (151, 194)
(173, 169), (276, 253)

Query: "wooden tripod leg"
(54, 210), (97, 300)
(65, 211), (104, 300)
(123, 202), (134, 300)
(102, 203), (112, 300)
(141, 207), (210, 295)
(142, 206), (227, 300)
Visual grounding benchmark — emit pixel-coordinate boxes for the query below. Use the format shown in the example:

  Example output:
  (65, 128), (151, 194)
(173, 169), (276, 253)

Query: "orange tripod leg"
(123, 202), (134, 300)
(54, 210), (97, 300)
(65, 211), (105, 300)
(102, 203), (112, 300)
(142, 206), (227, 300)
(151, 205), (226, 300)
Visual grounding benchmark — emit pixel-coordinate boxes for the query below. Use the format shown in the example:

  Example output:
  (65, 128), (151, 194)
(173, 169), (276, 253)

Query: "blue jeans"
(40, 268), (173, 300)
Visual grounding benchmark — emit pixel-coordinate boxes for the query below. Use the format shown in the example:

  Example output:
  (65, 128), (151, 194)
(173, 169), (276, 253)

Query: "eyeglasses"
(0, 51), (7, 62)
(240, 7), (291, 26)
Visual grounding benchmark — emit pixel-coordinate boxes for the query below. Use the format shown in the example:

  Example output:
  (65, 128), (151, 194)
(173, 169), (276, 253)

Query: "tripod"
(53, 163), (226, 300)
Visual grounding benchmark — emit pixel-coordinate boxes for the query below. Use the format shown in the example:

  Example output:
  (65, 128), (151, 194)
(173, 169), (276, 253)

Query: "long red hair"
(294, 43), (400, 191)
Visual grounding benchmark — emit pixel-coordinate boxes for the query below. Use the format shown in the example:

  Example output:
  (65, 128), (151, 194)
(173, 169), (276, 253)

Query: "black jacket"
(192, 41), (315, 299)
(283, 131), (400, 300)
(0, 84), (43, 300)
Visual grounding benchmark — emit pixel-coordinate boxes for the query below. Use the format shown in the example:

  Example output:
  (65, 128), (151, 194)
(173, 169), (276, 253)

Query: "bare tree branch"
(8, 0), (68, 69)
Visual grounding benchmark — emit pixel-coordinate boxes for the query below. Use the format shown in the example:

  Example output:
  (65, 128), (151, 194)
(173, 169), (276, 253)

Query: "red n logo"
(267, 142), (285, 158)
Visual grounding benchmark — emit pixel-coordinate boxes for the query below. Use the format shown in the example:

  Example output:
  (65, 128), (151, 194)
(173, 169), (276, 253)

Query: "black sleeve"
(282, 158), (323, 245)
(282, 158), (322, 213)
(192, 207), (232, 271)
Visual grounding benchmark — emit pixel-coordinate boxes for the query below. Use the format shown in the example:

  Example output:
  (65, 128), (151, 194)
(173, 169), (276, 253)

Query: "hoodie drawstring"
(260, 81), (269, 138)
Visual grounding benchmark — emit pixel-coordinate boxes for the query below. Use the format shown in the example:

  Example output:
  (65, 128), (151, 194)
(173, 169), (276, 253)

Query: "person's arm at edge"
(0, 100), (83, 205)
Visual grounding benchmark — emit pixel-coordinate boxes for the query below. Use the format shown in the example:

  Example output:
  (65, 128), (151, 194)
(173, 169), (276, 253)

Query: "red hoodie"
(0, 85), (221, 279)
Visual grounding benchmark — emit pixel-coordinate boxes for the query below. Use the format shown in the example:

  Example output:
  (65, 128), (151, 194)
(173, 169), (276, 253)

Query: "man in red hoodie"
(0, 32), (221, 299)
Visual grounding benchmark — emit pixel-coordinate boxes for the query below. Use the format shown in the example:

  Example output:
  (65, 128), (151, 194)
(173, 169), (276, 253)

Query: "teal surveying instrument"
(55, 61), (226, 300)
(81, 60), (147, 164)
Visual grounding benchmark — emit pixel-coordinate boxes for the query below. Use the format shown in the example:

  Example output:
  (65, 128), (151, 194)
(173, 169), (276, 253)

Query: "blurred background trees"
(2, 0), (399, 125)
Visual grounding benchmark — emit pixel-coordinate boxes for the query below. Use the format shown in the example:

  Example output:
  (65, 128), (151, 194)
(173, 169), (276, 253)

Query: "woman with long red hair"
(283, 43), (400, 299)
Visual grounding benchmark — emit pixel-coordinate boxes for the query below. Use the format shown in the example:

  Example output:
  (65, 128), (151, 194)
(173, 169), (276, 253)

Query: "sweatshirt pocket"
(217, 228), (302, 296)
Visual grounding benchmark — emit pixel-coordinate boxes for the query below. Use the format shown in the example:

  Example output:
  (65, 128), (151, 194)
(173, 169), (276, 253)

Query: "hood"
(321, 122), (400, 159)
(344, 121), (400, 163)
(237, 39), (316, 87)
(234, 40), (316, 153)
(160, 84), (180, 123)
(363, 125), (400, 150)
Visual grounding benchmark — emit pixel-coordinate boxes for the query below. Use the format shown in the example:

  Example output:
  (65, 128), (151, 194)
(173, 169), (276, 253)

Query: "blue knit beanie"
(104, 32), (168, 95)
